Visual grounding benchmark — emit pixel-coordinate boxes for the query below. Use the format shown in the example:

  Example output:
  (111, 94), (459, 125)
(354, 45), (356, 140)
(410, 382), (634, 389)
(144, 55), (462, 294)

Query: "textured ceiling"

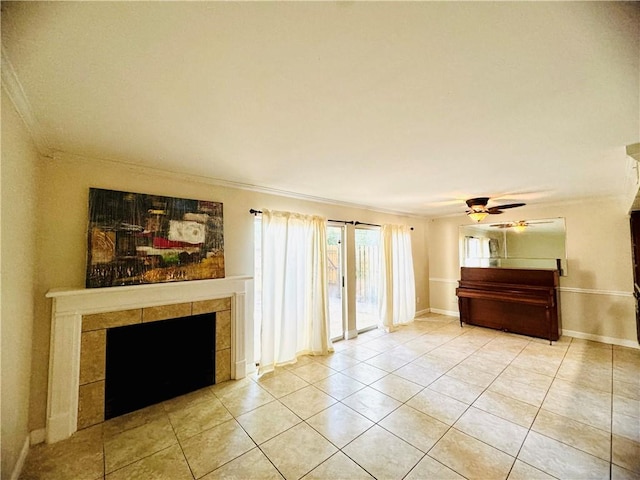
(2, 1), (639, 216)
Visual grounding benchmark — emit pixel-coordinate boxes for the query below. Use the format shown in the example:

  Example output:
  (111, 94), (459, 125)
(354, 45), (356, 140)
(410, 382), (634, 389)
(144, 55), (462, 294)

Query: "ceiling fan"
(490, 220), (553, 231)
(465, 197), (526, 222)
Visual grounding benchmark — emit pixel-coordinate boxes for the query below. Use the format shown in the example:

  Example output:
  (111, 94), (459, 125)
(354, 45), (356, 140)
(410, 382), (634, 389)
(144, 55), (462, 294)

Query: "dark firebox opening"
(105, 313), (215, 419)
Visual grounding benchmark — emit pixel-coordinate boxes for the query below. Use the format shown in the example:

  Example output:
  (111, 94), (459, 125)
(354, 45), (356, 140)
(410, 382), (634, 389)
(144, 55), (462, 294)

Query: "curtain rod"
(250, 209), (353, 225)
(355, 221), (414, 231)
(250, 210), (413, 230)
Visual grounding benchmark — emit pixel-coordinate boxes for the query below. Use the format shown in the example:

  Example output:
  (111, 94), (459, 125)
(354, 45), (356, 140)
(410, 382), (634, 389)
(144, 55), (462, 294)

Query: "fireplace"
(105, 312), (216, 420)
(46, 276), (251, 443)
(76, 298), (232, 429)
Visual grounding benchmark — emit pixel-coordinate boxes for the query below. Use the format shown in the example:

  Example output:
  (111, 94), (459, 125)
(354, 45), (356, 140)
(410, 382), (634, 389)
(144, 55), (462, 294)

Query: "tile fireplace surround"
(45, 276), (251, 444)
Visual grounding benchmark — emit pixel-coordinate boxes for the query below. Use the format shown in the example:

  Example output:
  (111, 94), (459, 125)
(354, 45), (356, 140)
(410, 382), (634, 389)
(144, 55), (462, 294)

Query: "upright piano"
(456, 267), (560, 343)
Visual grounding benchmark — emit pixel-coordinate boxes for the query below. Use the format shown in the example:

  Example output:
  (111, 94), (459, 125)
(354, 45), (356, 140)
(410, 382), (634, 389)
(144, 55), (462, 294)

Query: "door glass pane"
(355, 227), (380, 331)
(327, 226), (344, 340)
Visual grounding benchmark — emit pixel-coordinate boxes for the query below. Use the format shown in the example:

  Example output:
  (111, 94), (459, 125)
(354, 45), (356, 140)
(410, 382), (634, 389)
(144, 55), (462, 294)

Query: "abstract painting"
(86, 188), (225, 288)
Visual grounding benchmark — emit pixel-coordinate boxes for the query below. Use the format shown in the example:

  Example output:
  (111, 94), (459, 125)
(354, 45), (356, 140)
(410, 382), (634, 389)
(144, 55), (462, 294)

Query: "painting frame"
(86, 188), (225, 288)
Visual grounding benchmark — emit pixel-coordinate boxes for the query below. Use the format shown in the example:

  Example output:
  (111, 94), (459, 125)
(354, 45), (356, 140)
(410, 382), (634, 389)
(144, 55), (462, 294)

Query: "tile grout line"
(338, 325), (453, 479)
(426, 333), (533, 479)
(163, 326), (518, 478)
(166, 406), (199, 480)
(205, 390), (287, 479)
(355, 323), (517, 479)
(518, 338), (622, 478)
(505, 336), (573, 480)
(299, 321), (464, 479)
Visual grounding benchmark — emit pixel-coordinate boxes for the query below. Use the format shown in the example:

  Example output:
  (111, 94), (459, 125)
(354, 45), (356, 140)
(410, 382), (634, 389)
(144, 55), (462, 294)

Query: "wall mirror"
(459, 217), (567, 276)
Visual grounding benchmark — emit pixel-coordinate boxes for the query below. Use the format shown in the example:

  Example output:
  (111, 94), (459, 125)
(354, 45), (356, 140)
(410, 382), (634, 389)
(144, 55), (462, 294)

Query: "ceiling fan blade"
(494, 203), (526, 210)
(489, 223), (511, 228)
(486, 207), (504, 214)
(463, 197), (524, 216)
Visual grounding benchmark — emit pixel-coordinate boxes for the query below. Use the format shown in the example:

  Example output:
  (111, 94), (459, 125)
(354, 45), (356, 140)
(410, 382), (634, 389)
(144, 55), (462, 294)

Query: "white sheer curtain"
(259, 209), (333, 374)
(379, 224), (416, 331)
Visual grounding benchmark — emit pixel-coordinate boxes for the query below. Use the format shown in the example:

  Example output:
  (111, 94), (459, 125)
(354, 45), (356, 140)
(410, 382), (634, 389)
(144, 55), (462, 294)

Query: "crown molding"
(52, 151), (428, 220)
(1, 46), (53, 157)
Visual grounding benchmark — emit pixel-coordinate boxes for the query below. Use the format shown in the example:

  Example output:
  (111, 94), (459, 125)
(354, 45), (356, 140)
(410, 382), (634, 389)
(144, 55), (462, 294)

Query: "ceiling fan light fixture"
(468, 211), (488, 223)
(464, 197), (526, 223)
(513, 224), (527, 233)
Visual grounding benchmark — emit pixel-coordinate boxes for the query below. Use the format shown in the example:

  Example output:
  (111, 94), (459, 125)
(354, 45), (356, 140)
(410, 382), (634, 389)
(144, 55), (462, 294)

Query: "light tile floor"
(20, 314), (640, 480)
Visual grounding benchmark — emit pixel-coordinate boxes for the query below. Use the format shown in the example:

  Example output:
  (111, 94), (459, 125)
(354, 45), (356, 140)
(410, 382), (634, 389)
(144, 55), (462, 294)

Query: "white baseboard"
(234, 359), (247, 379)
(562, 330), (640, 349)
(429, 308), (460, 318)
(414, 309), (430, 317)
(10, 434), (30, 480)
(245, 361), (257, 375)
(30, 428), (45, 445)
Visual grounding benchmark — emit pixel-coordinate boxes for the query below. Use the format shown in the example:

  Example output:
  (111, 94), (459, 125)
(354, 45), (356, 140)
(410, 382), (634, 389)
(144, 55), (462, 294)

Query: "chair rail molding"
(558, 286), (633, 297)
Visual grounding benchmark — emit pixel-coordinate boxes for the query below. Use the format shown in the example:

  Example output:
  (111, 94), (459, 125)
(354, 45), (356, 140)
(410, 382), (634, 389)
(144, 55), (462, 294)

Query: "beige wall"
(506, 230), (565, 259)
(1, 89), (40, 478)
(27, 152), (429, 433)
(428, 199), (637, 345)
(427, 215), (467, 315)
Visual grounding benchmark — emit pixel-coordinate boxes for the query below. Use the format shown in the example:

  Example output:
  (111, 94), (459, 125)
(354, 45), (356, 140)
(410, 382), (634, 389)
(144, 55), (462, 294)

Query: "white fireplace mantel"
(45, 276), (252, 444)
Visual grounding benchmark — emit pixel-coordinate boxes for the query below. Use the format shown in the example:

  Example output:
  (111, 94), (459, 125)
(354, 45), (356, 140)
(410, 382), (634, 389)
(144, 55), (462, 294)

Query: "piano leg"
(458, 298), (466, 329)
